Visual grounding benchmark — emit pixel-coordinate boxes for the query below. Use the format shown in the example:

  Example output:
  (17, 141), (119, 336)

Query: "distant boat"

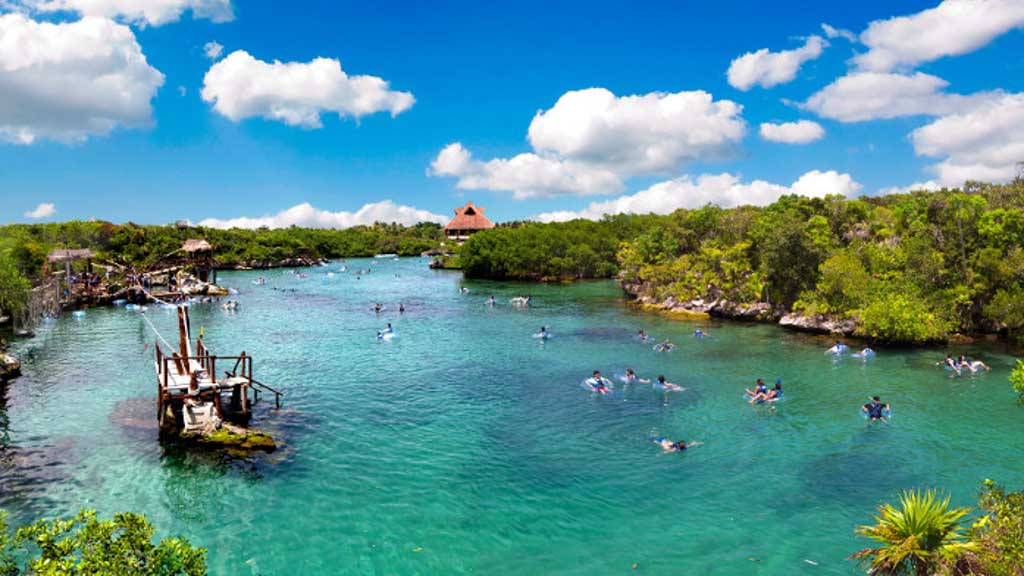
(374, 253), (398, 259)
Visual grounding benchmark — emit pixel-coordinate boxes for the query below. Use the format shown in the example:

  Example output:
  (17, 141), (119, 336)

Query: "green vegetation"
(1010, 361), (1024, 405)
(0, 509), (206, 575)
(461, 180), (1024, 343)
(970, 480), (1024, 575)
(0, 220), (444, 322)
(850, 489), (975, 575)
(459, 215), (661, 281)
(850, 482), (1024, 576)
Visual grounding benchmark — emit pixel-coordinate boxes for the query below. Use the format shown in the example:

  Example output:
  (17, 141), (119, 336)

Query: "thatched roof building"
(444, 202), (494, 241)
(181, 239), (212, 253)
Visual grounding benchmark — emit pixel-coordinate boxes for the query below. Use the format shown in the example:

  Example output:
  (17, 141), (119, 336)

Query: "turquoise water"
(3, 258), (1022, 575)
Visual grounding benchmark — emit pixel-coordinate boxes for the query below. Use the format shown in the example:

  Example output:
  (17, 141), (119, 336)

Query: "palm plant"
(850, 489), (976, 575)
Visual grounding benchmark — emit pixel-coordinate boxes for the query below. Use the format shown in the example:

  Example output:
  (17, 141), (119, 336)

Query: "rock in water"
(0, 352), (21, 382)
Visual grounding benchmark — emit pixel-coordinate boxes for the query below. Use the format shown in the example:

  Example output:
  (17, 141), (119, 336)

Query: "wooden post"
(172, 352), (186, 376)
(177, 307), (188, 366)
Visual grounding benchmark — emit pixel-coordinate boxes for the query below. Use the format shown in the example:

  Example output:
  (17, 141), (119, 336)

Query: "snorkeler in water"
(694, 329), (708, 338)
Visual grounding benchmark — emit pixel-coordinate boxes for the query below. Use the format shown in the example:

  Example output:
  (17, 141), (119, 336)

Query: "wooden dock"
(154, 306), (281, 440)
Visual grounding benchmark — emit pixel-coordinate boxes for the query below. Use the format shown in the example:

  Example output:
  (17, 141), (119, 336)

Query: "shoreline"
(620, 281), (1007, 348)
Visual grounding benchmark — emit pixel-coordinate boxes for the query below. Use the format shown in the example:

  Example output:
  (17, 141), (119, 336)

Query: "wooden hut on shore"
(444, 202), (494, 242)
(181, 239), (216, 284)
(47, 248), (101, 305)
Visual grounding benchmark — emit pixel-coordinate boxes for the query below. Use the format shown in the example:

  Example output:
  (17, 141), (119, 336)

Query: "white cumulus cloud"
(24, 202), (55, 218)
(802, 71), (998, 123)
(821, 23), (856, 42)
(0, 14), (164, 144)
(30, 0), (233, 27)
(430, 88), (745, 198)
(727, 35), (827, 91)
(877, 180), (941, 196)
(854, 0), (1024, 72)
(428, 142), (623, 200)
(526, 87), (746, 173)
(759, 120), (824, 144)
(910, 93), (1024, 186)
(203, 40), (223, 60)
(198, 200), (447, 230)
(535, 170), (861, 222)
(201, 50), (415, 128)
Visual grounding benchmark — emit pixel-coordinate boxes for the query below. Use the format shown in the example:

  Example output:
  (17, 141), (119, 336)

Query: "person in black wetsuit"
(862, 396), (890, 424)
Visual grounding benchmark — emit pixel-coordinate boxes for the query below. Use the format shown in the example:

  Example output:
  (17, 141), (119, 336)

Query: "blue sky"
(2, 0), (1024, 227)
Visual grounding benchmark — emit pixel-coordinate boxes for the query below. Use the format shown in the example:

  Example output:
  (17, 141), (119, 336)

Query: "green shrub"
(0, 509), (206, 575)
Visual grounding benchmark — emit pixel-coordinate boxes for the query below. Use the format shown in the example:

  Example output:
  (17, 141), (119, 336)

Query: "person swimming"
(623, 369), (649, 384)
(654, 339), (676, 352)
(958, 355), (991, 373)
(862, 396), (890, 424)
(745, 378), (769, 403)
(937, 353), (959, 371)
(694, 329), (708, 338)
(636, 329), (649, 341)
(853, 347), (875, 358)
(399, 303), (406, 313)
(653, 437), (701, 452)
(655, 375), (684, 392)
(535, 326), (551, 339)
(486, 296), (496, 307)
(385, 323), (394, 333)
(586, 371), (611, 394)
(826, 341), (848, 354)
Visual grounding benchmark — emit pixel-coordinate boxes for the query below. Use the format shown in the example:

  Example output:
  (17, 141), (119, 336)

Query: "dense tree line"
(461, 180), (1024, 343)
(0, 220), (444, 321)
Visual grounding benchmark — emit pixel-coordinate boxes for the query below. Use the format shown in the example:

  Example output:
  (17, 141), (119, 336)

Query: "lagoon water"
(3, 258), (1023, 575)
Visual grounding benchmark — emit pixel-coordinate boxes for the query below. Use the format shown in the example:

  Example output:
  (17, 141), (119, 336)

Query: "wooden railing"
(154, 342), (281, 408)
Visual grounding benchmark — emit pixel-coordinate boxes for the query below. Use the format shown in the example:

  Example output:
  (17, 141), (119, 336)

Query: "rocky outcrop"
(623, 280), (852, 335)
(0, 351), (21, 382)
(622, 281), (783, 322)
(778, 313), (856, 335)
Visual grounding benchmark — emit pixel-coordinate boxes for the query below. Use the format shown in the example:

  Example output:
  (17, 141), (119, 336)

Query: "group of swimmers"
(744, 378), (783, 404)
(583, 370), (695, 450)
(375, 322), (396, 341)
(938, 353), (991, 376)
(826, 341), (874, 357)
(373, 303), (406, 314)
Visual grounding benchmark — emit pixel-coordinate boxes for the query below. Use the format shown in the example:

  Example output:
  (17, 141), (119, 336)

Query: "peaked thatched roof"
(181, 239), (212, 253)
(47, 248), (95, 263)
(444, 202), (495, 231)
